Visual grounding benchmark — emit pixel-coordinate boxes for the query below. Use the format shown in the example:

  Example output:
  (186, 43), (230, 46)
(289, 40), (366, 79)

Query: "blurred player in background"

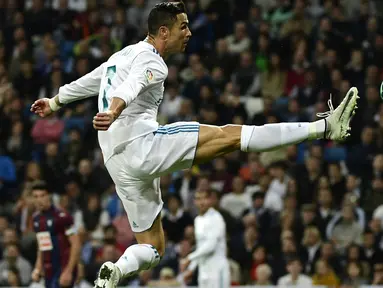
(31, 181), (81, 288)
(30, 1), (358, 287)
(181, 190), (230, 288)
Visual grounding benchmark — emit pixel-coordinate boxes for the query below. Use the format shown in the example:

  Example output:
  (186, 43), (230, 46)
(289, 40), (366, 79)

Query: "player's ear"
(159, 26), (169, 39)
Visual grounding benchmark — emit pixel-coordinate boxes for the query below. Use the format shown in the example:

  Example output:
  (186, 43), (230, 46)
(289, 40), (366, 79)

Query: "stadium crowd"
(1, 0), (383, 286)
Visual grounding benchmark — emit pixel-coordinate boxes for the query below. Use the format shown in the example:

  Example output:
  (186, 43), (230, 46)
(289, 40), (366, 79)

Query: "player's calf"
(94, 215), (164, 288)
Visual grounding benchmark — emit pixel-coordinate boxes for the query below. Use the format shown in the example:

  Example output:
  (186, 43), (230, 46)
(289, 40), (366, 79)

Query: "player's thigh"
(143, 121), (200, 177)
(194, 124), (242, 165)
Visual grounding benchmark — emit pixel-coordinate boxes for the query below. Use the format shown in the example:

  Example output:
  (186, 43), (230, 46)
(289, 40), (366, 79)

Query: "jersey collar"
(142, 38), (161, 57)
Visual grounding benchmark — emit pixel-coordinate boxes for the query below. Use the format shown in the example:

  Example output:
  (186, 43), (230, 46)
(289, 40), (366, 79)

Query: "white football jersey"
(58, 40), (168, 162)
(187, 208), (228, 276)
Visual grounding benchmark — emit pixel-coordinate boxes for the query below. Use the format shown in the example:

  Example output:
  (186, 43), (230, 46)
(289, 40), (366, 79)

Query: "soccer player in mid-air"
(31, 2), (359, 287)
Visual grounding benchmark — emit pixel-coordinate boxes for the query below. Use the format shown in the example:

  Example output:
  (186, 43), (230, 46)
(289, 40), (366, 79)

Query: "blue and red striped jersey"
(33, 205), (75, 279)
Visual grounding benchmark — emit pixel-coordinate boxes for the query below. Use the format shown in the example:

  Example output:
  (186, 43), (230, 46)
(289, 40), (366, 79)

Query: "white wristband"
(48, 98), (61, 111)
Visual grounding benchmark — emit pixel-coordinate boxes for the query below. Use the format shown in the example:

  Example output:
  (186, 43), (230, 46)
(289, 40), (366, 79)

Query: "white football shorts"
(198, 261), (230, 288)
(105, 121), (200, 232)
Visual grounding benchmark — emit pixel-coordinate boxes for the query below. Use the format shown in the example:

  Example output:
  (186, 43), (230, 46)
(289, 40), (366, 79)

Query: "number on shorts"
(102, 65), (116, 111)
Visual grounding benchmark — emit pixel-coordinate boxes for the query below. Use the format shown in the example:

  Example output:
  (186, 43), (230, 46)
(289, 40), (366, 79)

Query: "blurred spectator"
(162, 194), (193, 244)
(255, 263), (273, 285)
(232, 51), (260, 96)
(147, 267), (180, 287)
(277, 257), (312, 286)
(261, 52), (286, 101)
(220, 176), (251, 219)
(77, 193), (110, 243)
(342, 261), (368, 287)
(85, 243), (119, 284)
(311, 259), (340, 287)
(225, 21), (251, 55)
(210, 157), (233, 194)
(301, 226), (321, 275)
(328, 162), (347, 208)
(316, 188), (335, 239)
(0, 243), (32, 286)
(159, 83), (183, 122)
(319, 241), (342, 276)
(243, 190), (273, 236)
(31, 114), (64, 145)
(372, 262), (383, 285)
(329, 204), (363, 254)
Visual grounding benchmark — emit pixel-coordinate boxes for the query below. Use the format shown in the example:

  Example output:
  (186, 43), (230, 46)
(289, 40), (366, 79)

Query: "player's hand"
(180, 258), (191, 272)
(30, 98), (54, 118)
(31, 268), (41, 282)
(183, 269), (193, 283)
(93, 111), (117, 131)
(59, 269), (73, 287)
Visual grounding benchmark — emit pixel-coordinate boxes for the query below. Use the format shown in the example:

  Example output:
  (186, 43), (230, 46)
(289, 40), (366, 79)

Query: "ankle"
(309, 120), (326, 140)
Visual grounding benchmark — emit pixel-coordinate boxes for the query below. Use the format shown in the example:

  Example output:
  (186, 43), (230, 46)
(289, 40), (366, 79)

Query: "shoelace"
(316, 94), (335, 118)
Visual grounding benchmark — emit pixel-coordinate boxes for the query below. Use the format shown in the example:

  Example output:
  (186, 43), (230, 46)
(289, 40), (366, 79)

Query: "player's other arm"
(31, 63), (105, 118)
(64, 223), (81, 273)
(59, 216), (81, 286)
(32, 249), (43, 282)
(187, 218), (222, 262)
(93, 52), (166, 131)
(32, 217), (43, 282)
(65, 233), (81, 272)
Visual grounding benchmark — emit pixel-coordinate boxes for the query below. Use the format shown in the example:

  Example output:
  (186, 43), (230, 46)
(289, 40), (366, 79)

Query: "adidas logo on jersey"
(132, 221), (139, 228)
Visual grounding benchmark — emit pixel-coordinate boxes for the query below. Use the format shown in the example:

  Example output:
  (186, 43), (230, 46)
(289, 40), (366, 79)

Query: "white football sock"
(114, 244), (161, 277)
(240, 120), (326, 152)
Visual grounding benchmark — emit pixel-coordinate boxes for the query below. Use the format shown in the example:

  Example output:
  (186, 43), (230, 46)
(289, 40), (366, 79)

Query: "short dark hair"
(195, 189), (212, 198)
(148, 1), (186, 35)
(31, 180), (49, 193)
(286, 255), (301, 265)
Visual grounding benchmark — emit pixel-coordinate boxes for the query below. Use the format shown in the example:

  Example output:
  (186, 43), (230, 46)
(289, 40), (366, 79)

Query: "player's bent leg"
(134, 213), (165, 256)
(114, 213), (164, 276)
(194, 87), (359, 164)
(96, 159), (164, 288)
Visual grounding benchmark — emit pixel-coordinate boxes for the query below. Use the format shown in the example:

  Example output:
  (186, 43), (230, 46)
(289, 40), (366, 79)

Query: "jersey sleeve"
(62, 212), (76, 236)
(109, 51), (167, 106)
(58, 63), (105, 104)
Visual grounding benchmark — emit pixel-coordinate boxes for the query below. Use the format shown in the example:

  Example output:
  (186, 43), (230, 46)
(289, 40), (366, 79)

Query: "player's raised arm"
(31, 63), (105, 117)
(93, 51), (167, 131)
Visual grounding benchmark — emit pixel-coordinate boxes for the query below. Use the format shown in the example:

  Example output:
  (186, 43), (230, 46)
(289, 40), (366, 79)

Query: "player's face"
(167, 13), (191, 53)
(32, 189), (51, 211)
(194, 191), (211, 214)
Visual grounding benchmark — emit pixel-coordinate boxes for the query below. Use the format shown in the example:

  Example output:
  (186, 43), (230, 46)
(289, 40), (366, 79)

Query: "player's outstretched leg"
(195, 87), (359, 164)
(94, 215), (164, 288)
